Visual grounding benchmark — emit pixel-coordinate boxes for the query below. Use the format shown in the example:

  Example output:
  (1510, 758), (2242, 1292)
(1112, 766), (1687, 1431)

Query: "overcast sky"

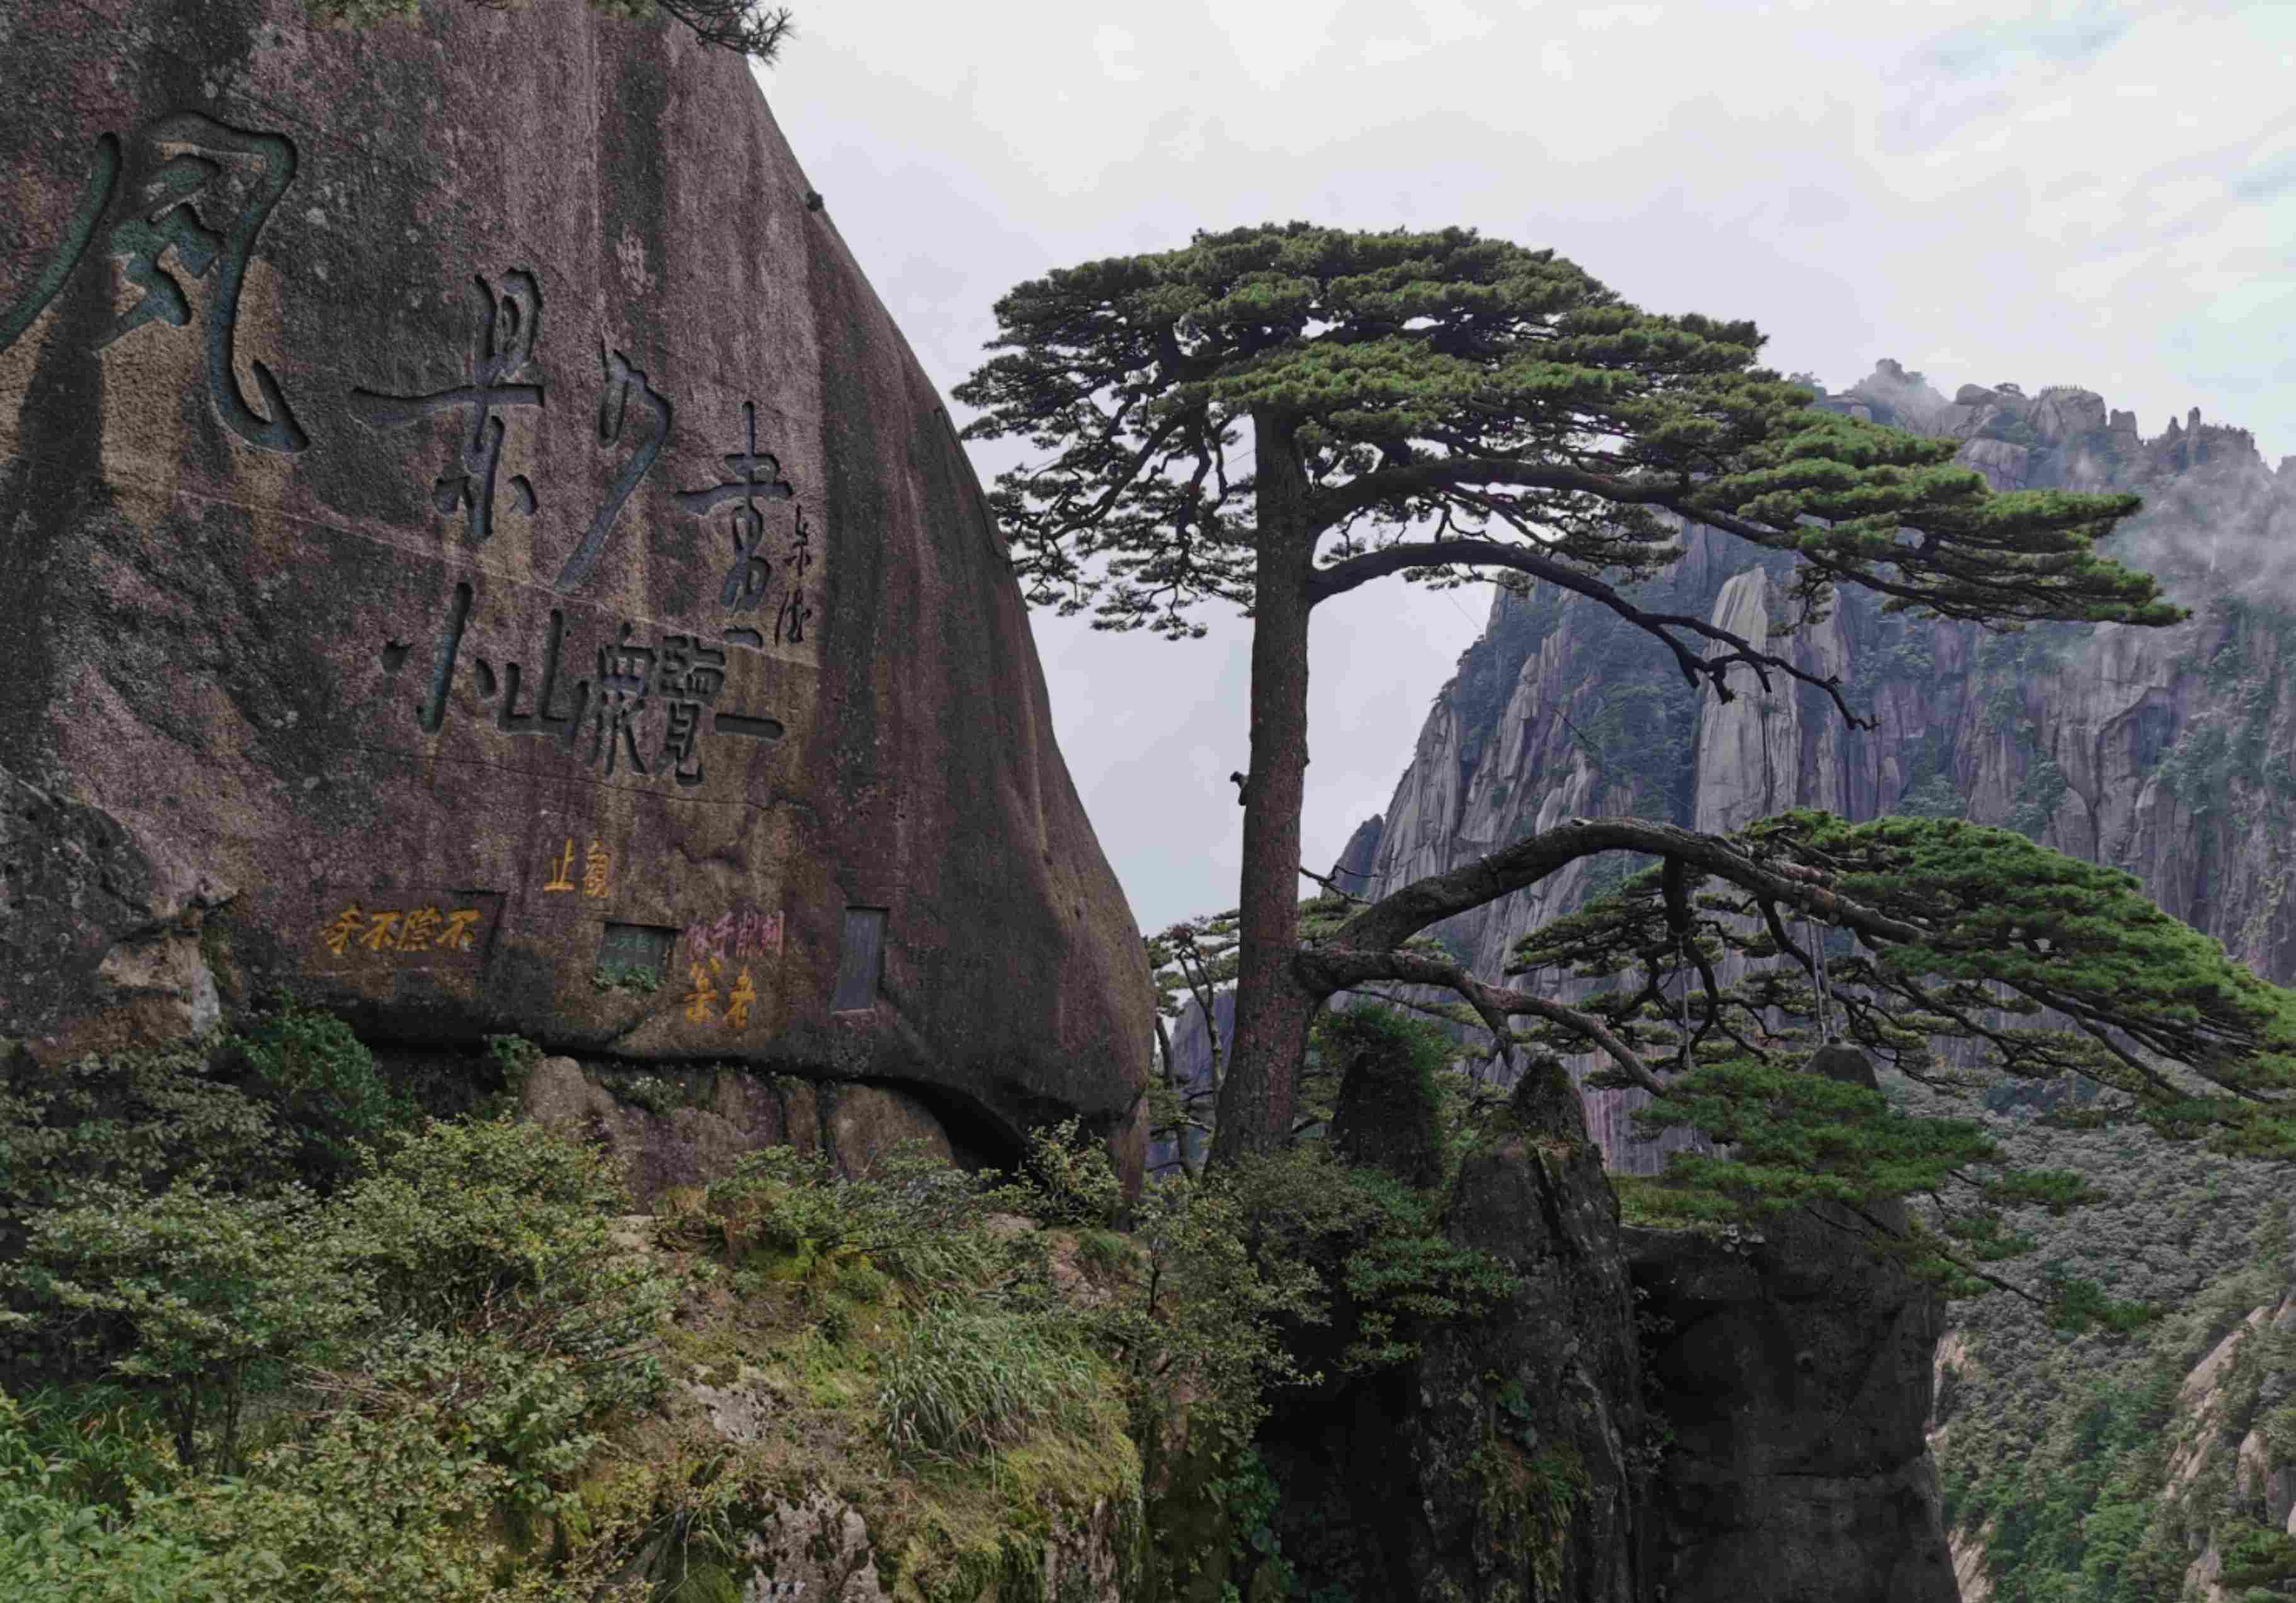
(758, 1), (2296, 938)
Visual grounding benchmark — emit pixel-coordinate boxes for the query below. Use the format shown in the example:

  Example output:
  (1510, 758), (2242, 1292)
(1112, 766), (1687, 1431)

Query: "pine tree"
(958, 222), (2185, 1172)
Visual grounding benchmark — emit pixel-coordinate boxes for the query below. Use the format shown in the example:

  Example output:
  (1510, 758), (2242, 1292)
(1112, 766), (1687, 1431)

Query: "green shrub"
(0, 1384), (178, 1511)
(121, 1406), (578, 1603)
(0, 1040), (287, 1243)
(307, 1328), (613, 1534)
(331, 1120), (673, 1420)
(226, 1000), (416, 1185)
(1001, 1116), (1124, 1229)
(486, 1034), (545, 1109)
(2219, 1522), (2296, 1589)
(1221, 1144), (1519, 1372)
(2, 1177), (372, 1473)
(334, 1117), (637, 1318)
(1087, 1172), (1322, 1460)
(1075, 1228), (1134, 1282)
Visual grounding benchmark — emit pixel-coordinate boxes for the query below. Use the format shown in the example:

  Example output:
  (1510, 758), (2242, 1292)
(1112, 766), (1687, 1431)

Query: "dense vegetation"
(1892, 1074), (2296, 1603)
(0, 999), (1525, 1600)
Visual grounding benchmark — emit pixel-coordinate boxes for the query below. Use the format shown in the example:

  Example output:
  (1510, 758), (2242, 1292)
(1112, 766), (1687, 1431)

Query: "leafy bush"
(0, 1040), (287, 1249)
(334, 1117), (643, 1323)
(3, 1178), (371, 1473)
(120, 1406), (582, 1603)
(1221, 1144), (1519, 1372)
(226, 1000), (416, 1185)
(1000, 1115), (1125, 1229)
(1088, 1171), (1322, 1459)
(0, 1392), (222, 1602)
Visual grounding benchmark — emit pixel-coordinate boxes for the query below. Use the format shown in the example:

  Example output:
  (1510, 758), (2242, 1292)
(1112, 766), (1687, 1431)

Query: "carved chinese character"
(682, 957), (721, 1024)
(349, 271), (544, 545)
(439, 910), (483, 952)
(488, 607), (588, 745)
(712, 630), (789, 753)
(583, 841), (610, 899)
(1, 115), (307, 452)
(583, 624), (656, 777)
(776, 506), (816, 644)
(654, 633), (728, 787)
(676, 401), (795, 613)
(321, 903), (365, 956)
(552, 348), (673, 593)
(542, 838), (578, 893)
(398, 905), (444, 952)
(726, 967), (757, 1029)
(361, 910), (403, 952)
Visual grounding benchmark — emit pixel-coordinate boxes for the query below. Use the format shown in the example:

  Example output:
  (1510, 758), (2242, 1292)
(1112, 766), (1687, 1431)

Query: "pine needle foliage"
(1500, 809), (2296, 1326)
(957, 221), (2179, 643)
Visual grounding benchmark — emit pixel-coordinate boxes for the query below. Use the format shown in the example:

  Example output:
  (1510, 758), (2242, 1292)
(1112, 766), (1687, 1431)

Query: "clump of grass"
(877, 1303), (1106, 1466)
(1073, 1228), (1135, 1284)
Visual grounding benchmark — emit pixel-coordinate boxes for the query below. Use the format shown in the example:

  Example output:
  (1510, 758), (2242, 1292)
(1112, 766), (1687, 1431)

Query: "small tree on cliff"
(956, 222), (2183, 1168)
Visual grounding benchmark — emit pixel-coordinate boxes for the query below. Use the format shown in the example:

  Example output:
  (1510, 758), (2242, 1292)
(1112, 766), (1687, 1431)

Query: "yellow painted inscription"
(319, 903), (483, 959)
(542, 837), (613, 899)
(683, 955), (722, 1023)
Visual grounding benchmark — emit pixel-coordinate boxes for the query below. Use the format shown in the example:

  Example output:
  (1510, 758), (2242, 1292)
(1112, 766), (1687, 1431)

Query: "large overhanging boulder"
(0, 0), (1150, 1177)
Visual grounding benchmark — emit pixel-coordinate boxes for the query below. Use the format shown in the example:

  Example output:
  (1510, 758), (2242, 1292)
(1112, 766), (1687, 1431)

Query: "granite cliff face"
(1344, 359), (2296, 1172)
(0, 0), (1149, 1173)
(1628, 1047), (1956, 1603)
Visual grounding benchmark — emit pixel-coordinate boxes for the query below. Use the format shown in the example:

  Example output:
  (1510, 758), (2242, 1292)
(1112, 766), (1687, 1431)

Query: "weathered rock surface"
(1262, 1058), (1649, 1602)
(1626, 1047), (1956, 1603)
(696, 1486), (1133, 1603)
(1345, 357), (2296, 1175)
(519, 1053), (959, 1204)
(0, 0), (1148, 1173)
(1398, 1058), (1650, 1602)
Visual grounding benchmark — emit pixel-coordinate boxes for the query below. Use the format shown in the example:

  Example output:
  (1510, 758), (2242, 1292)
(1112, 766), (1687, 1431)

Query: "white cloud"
(1213, 0), (1347, 92)
(1094, 23), (1144, 83)
(1575, 3), (1664, 27)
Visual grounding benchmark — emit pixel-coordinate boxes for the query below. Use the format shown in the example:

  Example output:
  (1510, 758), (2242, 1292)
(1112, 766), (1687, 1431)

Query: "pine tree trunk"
(1211, 421), (1320, 1167)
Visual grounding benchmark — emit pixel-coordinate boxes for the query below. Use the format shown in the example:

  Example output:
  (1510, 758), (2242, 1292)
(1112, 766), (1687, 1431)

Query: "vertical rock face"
(1626, 1048), (1957, 1603)
(0, 0), (1148, 1168)
(1346, 358), (2296, 1170)
(1259, 1057), (1649, 1603)
(1394, 1058), (1650, 1603)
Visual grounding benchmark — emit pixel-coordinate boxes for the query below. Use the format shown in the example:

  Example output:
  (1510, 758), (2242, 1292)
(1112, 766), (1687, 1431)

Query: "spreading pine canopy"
(957, 222), (2183, 646)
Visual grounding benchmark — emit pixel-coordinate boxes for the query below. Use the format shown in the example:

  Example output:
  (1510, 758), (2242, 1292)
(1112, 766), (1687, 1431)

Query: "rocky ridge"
(1340, 358), (2296, 1173)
